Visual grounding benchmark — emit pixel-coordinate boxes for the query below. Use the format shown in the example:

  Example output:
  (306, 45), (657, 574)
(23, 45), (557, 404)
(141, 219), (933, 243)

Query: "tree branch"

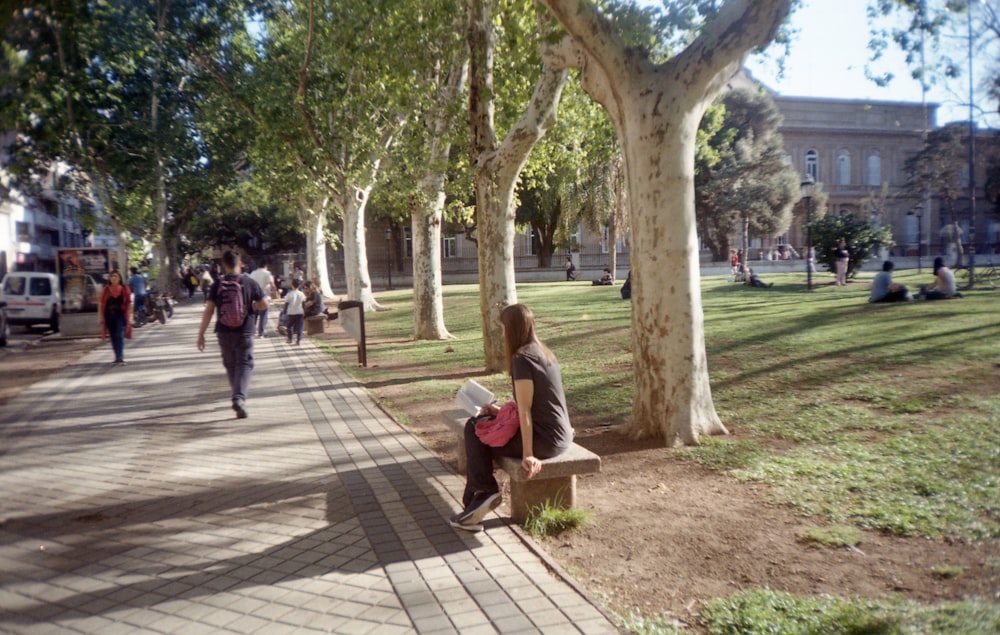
(296, 0), (322, 149)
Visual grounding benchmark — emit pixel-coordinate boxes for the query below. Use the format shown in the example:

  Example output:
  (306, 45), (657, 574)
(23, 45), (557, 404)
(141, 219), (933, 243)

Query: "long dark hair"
(933, 256), (945, 275)
(499, 304), (555, 373)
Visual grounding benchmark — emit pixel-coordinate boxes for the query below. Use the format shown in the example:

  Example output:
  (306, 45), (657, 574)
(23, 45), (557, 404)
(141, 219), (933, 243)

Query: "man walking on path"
(197, 251), (269, 419)
(128, 267), (147, 326)
(249, 261), (278, 337)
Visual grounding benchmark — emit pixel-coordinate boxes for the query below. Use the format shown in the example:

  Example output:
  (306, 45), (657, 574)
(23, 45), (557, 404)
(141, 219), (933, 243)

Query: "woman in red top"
(98, 270), (132, 365)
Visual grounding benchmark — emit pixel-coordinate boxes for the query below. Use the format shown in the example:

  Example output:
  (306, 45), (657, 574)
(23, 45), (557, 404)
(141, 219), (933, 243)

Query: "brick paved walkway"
(0, 303), (617, 634)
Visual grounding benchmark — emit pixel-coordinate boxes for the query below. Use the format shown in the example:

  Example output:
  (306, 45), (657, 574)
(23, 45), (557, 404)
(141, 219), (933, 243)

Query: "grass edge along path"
(318, 271), (999, 633)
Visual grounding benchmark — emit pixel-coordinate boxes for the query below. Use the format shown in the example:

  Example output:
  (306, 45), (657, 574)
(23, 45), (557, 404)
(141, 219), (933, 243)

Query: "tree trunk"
(539, 0), (790, 445)
(622, 104), (727, 444)
(412, 192), (452, 339)
(468, 0), (568, 371)
(535, 224), (555, 268)
(411, 51), (466, 341)
(608, 218), (618, 280)
(307, 205), (334, 297)
(339, 189), (382, 312)
(742, 215), (750, 266)
(474, 169), (520, 370)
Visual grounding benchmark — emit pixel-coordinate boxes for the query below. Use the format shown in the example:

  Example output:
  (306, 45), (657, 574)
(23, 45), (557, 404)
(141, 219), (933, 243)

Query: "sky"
(643, 0), (997, 129)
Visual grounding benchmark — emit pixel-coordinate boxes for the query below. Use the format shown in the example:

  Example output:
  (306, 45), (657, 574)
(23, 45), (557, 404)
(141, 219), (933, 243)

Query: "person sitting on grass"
(592, 268), (614, 286)
(745, 267), (773, 288)
(917, 257), (961, 300)
(869, 261), (911, 302)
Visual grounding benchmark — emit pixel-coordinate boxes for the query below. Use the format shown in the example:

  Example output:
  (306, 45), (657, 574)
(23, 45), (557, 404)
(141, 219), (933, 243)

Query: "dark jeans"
(922, 289), (952, 301)
(255, 307), (269, 336)
(106, 312), (126, 361)
(217, 329), (254, 402)
(286, 314), (303, 343)
(133, 295), (145, 324)
(462, 416), (564, 508)
(873, 287), (909, 302)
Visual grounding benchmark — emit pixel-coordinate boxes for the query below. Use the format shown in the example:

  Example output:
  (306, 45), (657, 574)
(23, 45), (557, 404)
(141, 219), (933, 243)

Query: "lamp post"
(966, 0), (977, 287)
(800, 176), (815, 291)
(907, 206), (923, 273)
(384, 226), (393, 290)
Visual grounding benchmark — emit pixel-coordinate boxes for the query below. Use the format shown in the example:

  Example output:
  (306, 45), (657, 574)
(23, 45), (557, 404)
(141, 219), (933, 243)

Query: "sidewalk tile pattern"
(0, 304), (618, 634)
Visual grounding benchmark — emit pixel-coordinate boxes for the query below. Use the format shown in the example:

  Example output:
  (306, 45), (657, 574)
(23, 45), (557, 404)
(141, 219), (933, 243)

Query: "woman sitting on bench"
(449, 304), (573, 532)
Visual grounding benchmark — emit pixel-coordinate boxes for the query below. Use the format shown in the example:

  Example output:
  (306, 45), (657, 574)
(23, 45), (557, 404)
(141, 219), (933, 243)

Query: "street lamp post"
(966, 0), (977, 288)
(384, 227), (393, 290)
(907, 206), (923, 273)
(800, 176), (815, 291)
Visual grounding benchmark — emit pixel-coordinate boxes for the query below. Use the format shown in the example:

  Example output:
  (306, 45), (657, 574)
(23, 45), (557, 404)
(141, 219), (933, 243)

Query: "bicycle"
(954, 261), (998, 290)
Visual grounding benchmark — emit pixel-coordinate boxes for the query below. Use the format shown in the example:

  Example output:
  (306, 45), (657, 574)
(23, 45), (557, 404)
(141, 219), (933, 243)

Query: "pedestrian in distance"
(283, 278), (306, 345)
(249, 261), (278, 338)
(196, 251), (269, 419)
(449, 304), (573, 533)
(98, 270), (132, 365)
(834, 239), (849, 286)
(564, 256), (576, 281)
(128, 267), (147, 326)
(200, 267), (213, 303)
(186, 267), (199, 298)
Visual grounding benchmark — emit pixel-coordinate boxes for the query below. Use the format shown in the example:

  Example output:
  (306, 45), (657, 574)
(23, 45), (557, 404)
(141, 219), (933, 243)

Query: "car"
(0, 299), (9, 346)
(0, 272), (61, 332)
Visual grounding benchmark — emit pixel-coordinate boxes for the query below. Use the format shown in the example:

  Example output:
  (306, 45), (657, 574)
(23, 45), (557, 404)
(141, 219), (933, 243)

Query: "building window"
(867, 151), (881, 186)
(403, 227), (412, 258)
(837, 150), (850, 185)
(525, 228), (537, 256)
(805, 150), (818, 180)
(16, 222), (31, 242)
(443, 235), (456, 258)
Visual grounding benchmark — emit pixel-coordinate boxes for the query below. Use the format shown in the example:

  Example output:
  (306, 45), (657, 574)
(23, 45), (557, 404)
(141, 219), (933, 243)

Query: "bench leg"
(508, 475), (576, 525)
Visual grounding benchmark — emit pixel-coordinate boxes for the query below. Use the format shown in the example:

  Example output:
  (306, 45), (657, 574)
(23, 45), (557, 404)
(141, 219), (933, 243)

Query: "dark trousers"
(217, 329), (254, 402)
(255, 307), (269, 336)
(286, 314), (304, 343)
(133, 295), (145, 324)
(873, 287), (909, 302)
(106, 312), (126, 361)
(462, 417), (562, 508)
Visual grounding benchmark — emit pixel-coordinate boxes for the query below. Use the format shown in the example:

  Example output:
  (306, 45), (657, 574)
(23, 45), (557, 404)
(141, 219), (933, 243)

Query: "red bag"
(475, 401), (520, 447)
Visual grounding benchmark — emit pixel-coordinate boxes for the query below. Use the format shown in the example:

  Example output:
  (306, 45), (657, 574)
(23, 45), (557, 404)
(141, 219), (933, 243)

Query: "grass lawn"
(320, 268), (1000, 633)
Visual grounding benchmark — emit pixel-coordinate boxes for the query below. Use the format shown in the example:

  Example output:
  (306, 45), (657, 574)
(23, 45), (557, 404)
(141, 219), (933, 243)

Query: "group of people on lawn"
(868, 256), (960, 303)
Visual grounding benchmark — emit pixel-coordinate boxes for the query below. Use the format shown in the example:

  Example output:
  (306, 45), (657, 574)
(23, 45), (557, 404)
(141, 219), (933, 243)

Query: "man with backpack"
(196, 251), (269, 419)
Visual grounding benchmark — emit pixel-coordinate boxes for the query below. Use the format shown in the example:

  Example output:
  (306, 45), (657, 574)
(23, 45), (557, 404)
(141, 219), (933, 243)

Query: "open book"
(455, 380), (494, 417)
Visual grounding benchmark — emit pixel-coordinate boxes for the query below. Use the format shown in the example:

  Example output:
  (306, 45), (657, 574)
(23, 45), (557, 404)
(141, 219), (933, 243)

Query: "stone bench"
(441, 408), (601, 524)
(304, 315), (326, 335)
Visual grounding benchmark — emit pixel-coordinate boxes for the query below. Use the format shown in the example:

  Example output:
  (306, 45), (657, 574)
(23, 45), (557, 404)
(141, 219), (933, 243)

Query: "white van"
(0, 272), (61, 332)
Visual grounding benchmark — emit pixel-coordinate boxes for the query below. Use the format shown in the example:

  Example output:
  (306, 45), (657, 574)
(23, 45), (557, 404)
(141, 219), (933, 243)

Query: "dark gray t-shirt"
(511, 343), (573, 453)
(208, 273), (265, 335)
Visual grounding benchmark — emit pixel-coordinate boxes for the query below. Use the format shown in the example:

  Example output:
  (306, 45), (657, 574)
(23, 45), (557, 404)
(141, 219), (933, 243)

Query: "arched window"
(867, 151), (881, 186)
(805, 150), (818, 180)
(837, 150), (850, 185)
